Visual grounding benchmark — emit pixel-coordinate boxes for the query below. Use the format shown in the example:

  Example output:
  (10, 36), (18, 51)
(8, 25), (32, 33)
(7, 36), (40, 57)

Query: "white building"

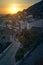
(27, 19), (43, 33)
(19, 20), (27, 31)
(27, 15), (35, 22)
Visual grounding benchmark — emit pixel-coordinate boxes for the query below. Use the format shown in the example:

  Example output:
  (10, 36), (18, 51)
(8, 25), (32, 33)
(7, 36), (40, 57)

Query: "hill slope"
(26, 1), (43, 18)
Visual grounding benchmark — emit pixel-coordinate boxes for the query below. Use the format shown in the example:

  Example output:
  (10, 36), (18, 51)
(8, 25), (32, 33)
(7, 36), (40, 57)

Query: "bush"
(15, 48), (24, 61)
(15, 29), (42, 62)
(19, 35), (26, 46)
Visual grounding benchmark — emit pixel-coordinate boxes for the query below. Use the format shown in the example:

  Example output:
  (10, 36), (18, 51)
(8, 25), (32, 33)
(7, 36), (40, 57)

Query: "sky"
(0, 0), (41, 14)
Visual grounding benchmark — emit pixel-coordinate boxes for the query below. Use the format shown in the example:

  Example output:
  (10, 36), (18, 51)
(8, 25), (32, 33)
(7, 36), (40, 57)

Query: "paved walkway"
(0, 37), (20, 65)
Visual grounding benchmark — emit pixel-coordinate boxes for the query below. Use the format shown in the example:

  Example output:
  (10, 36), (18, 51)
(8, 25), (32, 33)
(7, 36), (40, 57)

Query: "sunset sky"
(0, 0), (41, 14)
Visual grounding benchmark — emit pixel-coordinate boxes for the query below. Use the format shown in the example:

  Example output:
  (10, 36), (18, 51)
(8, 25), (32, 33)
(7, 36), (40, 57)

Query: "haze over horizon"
(0, 0), (41, 14)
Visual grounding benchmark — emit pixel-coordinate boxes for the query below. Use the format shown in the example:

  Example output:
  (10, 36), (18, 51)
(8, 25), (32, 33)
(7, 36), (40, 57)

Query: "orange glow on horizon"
(0, 4), (22, 14)
(0, 3), (30, 14)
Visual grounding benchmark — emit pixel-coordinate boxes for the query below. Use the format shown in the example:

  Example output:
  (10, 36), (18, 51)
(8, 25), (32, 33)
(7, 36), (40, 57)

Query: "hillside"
(26, 1), (43, 18)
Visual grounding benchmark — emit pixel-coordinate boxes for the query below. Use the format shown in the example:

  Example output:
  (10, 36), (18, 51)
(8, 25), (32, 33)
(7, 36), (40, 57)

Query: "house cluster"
(13, 14), (43, 33)
(0, 14), (43, 35)
(0, 17), (13, 44)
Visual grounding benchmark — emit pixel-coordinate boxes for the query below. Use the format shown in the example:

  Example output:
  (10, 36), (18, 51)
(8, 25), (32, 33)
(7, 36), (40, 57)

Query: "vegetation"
(0, 29), (12, 53)
(15, 29), (42, 62)
(0, 42), (11, 53)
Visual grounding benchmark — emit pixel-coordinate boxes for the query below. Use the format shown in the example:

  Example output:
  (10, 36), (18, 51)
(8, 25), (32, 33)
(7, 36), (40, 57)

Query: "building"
(28, 19), (43, 32)
(31, 27), (42, 35)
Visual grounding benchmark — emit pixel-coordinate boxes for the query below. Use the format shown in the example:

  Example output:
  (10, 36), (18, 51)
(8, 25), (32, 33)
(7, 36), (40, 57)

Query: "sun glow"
(9, 6), (19, 14)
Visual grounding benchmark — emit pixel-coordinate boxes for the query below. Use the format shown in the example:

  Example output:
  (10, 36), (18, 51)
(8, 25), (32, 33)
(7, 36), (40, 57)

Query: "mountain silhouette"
(25, 1), (43, 18)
